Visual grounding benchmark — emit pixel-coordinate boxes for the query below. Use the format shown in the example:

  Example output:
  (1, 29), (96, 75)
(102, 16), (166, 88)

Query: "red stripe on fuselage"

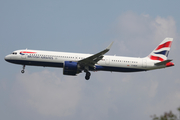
(150, 55), (164, 61)
(156, 41), (172, 50)
(20, 51), (36, 53)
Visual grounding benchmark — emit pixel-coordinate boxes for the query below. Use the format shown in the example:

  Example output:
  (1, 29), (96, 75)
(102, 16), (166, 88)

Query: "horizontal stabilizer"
(155, 59), (172, 66)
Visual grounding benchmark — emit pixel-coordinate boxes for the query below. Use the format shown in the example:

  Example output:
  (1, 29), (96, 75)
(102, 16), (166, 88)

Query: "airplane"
(4, 38), (174, 80)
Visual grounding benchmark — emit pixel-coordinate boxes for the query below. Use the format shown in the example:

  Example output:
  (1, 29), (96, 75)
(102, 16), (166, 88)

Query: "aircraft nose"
(4, 55), (11, 61)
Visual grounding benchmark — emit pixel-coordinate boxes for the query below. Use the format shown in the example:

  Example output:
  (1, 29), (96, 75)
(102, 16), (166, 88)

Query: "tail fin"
(148, 38), (173, 61)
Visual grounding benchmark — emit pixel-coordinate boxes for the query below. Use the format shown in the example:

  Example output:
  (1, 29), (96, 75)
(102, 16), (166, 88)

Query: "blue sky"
(1, 1), (180, 120)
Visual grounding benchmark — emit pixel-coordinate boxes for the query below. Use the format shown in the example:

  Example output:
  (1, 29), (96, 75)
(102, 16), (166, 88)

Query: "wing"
(78, 42), (114, 68)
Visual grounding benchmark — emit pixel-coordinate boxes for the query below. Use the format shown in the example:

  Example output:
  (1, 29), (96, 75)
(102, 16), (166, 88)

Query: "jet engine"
(63, 61), (81, 75)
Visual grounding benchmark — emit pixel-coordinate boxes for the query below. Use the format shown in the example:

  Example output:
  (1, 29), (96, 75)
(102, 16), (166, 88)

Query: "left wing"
(78, 42), (114, 68)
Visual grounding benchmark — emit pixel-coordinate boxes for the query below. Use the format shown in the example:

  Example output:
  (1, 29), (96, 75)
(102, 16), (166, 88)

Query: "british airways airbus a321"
(5, 38), (174, 80)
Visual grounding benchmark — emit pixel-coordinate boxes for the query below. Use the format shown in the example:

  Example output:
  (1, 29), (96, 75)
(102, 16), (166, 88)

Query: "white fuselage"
(5, 49), (165, 73)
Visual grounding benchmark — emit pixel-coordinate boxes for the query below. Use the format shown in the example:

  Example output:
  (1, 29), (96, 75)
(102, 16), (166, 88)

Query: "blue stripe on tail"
(154, 50), (168, 56)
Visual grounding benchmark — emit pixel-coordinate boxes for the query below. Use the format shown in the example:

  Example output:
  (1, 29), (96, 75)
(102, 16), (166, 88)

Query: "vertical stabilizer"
(148, 38), (173, 61)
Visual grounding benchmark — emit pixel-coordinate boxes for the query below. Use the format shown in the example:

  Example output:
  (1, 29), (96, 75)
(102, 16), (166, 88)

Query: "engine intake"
(63, 61), (79, 76)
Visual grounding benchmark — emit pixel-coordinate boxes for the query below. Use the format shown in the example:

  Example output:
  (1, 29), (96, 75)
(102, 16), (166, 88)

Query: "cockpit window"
(12, 52), (17, 55)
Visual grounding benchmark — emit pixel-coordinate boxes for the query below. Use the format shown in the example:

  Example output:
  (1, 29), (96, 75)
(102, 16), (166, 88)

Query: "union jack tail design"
(148, 38), (173, 61)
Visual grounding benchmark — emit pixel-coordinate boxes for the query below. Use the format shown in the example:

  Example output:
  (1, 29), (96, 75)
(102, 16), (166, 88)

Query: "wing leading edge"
(78, 42), (114, 68)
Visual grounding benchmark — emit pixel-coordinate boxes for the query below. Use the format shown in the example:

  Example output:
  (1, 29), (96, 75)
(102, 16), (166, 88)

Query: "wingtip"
(106, 41), (114, 50)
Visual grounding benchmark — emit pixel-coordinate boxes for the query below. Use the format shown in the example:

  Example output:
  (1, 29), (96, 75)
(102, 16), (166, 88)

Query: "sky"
(0, 0), (180, 120)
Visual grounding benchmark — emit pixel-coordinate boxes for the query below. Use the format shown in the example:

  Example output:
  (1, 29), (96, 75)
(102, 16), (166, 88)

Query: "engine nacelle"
(63, 61), (79, 76)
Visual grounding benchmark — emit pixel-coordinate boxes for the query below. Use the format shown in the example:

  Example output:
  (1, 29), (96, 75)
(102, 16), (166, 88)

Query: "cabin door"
(142, 59), (147, 67)
(105, 58), (110, 65)
(21, 54), (26, 59)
